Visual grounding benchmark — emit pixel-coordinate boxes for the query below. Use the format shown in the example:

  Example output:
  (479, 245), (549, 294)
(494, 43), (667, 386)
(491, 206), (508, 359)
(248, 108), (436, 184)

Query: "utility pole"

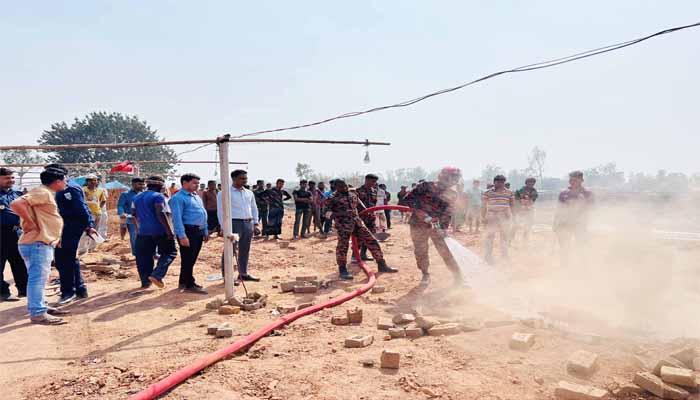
(217, 135), (235, 299)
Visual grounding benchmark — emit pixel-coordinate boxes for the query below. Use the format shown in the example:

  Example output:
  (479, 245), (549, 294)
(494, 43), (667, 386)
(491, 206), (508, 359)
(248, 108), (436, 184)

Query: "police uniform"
(405, 181), (461, 280)
(55, 180), (94, 299)
(326, 190), (386, 269)
(0, 188), (28, 297)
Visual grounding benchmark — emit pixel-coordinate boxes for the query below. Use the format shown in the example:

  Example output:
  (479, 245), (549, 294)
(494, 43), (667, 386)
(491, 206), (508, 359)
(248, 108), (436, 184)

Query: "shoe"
(148, 276), (165, 288)
(76, 291), (88, 299)
(178, 284), (186, 289)
(183, 284), (208, 294)
(1, 293), (19, 302)
(18, 292), (26, 298)
(360, 253), (374, 262)
(239, 274), (260, 282)
(338, 266), (354, 280)
(140, 283), (152, 289)
(47, 306), (71, 316)
(377, 261), (398, 273)
(30, 313), (67, 325)
(49, 278), (61, 286)
(420, 273), (431, 286)
(56, 294), (77, 306)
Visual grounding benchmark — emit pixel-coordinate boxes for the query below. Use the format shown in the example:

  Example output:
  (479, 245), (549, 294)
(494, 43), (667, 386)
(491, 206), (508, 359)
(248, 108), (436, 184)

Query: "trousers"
(335, 221), (384, 266)
(54, 224), (87, 297)
(1, 225), (27, 296)
(178, 226), (205, 288)
(409, 224), (460, 275)
(135, 234), (177, 287)
(293, 208), (312, 237)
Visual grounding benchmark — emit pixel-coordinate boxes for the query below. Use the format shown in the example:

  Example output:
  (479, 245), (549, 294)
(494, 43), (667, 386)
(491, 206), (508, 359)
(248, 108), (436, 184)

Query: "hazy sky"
(2, 1), (699, 182)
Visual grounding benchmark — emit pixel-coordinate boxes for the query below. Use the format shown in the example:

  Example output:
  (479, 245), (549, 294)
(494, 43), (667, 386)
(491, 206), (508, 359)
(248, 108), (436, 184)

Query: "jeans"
(18, 242), (54, 317)
(135, 234), (177, 286)
(1, 225), (28, 296)
(55, 225), (87, 297)
(125, 222), (138, 255)
(232, 219), (253, 276)
(293, 208), (312, 237)
(178, 226), (205, 288)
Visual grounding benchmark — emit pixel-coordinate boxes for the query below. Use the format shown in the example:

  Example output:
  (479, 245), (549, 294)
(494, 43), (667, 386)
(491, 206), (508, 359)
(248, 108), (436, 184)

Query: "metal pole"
(218, 140), (235, 299)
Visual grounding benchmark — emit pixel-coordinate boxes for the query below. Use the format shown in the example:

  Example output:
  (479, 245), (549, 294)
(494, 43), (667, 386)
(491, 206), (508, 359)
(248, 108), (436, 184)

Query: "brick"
(207, 324), (220, 335)
(297, 302), (313, 310)
(331, 315), (350, 326)
(509, 332), (535, 350)
(295, 275), (318, 282)
(280, 281), (297, 293)
(428, 323), (461, 336)
(380, 350), (400, 369)
(206, 297), (225, 310)
(276, 305), (297, 314)
(671, 348), (699, 369)
(215, 327), (233, 338)
(554, 381), (608, 400)
(392, 313), (415, 325)
(404, 324), (423, 338)
(634, 371), (690, 399)
(567, 350), (599, 376)
(610, 382), (643, 397)
(347, 308), (363, 324)
(293, 283), (318, 293)
(377, 318), (394, 330)
(218, 305), (241, 315)
(371, 285), (386, 294)
(415, 316), (440, 330)
(388, 327), (406, 339)
(660, 366), (696, 387)
(344, 335), (374, 348)
(654, 357), (688, 375)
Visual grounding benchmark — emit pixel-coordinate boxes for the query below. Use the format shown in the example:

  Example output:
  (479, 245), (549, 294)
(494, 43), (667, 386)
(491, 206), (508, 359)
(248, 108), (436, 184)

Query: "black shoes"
(338, 266), (354, 280)
(239, 274), (260, 282)
(183, 284), (208, 294)
(1, 293), (19, 302)
(377, 261), (398, 273)
(56, 294), (77, 306)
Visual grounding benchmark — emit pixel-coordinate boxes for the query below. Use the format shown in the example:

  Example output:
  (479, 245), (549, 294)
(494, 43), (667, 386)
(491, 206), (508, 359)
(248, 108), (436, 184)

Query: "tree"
(480, 164), (505, 185)
(526, 146), (547, 180)
(38, 112), (176, 178)
(507, 169), (528, 189)
(1, 150), (46, 188)
(295, 163), (314, 180)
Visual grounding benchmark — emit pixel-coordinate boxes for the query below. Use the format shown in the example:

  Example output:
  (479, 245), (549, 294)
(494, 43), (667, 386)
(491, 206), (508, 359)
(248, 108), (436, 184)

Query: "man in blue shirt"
(117, 177), (145, 255)
(132, 175), (178, 289)
(0, 168), (27, 301)
(47, 164), (96, 306)
(169, 173), (208, 294)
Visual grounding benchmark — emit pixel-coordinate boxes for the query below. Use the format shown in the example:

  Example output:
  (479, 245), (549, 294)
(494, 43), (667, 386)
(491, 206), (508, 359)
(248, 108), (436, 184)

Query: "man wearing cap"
(169, 173), (208, 294)
(117, 177), (145, 255)
(132, 175), (178, 288)
(355, 174), (379, 261)
(481, 175), (514, 265)
(0, 167), (27, 301)
(82, 174), (107, 251)
(554, 171), (594, 267)
(405, 167), (464, 286)
(49, 164), (96, 305)
(325, 179), (397, 280)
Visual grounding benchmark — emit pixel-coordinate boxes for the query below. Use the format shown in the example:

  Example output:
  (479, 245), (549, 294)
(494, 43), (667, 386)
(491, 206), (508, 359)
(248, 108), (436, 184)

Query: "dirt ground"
(1, 210), (699, 400)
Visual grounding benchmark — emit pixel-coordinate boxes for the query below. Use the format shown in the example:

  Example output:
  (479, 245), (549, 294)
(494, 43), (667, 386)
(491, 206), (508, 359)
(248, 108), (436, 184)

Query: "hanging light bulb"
(363, 140), (371, 164)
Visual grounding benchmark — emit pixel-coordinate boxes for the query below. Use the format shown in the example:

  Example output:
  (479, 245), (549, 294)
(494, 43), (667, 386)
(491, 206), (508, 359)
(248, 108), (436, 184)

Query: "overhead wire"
(230, 21), (700, 139)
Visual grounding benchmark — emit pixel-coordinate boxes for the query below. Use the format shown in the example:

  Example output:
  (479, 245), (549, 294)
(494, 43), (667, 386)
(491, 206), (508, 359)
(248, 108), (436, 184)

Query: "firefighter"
(325, 179), (397, 280)
(405, 167), (464, 286)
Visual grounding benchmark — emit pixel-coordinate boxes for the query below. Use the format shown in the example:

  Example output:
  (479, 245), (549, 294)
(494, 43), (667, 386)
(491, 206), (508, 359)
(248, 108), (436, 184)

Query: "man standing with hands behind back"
(218, 170), (260, 282)
(169, 173), (209, 294)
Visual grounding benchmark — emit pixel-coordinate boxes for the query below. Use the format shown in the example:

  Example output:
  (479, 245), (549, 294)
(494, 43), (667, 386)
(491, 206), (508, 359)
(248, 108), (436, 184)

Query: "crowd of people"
(1, 163), (594, 326)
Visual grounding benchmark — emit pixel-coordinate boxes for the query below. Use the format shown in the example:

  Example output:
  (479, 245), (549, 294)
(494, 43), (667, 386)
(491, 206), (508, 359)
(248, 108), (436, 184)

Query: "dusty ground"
(1, 210), (699, 400)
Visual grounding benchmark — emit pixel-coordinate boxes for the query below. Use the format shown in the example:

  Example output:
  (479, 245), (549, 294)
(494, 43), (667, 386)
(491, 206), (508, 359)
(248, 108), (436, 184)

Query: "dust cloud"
(448, 199), (700, 340)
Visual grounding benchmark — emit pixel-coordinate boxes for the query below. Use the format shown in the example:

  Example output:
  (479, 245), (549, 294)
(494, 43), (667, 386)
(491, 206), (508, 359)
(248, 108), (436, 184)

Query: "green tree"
(295, 162), (314, 180)
(38, 112), (176, 178)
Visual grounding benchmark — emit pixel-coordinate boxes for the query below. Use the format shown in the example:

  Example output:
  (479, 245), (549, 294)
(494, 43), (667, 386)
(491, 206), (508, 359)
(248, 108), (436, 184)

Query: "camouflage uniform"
(355, 185), (377, 233)
(405, 181), (460, 275)
(326, 190), (385, 267)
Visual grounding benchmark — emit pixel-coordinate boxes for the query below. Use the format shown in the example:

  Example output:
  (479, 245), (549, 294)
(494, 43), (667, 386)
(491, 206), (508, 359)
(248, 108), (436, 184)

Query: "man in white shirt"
(217, 170), (260, 281)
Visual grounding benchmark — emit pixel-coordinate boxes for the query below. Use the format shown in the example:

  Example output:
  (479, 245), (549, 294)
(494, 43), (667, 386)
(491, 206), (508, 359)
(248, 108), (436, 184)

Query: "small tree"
(480, 164), (505, 185)
(295, 163), (314, 180)
(1, 150), (46, 188)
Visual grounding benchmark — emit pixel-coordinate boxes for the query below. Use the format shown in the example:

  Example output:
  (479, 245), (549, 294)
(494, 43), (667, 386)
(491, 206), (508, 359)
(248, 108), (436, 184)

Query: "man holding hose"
(405, 167), (464, 287)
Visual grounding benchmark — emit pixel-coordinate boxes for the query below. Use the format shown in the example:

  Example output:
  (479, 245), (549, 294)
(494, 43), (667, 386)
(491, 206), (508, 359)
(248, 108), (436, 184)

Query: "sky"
(1, 1), (699, 183)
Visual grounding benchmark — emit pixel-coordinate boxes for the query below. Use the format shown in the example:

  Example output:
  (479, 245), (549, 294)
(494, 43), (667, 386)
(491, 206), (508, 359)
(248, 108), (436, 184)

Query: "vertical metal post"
(218, 137), (235, 299)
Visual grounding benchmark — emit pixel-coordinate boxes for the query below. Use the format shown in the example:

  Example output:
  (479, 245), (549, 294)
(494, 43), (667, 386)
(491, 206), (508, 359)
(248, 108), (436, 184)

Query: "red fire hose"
(129, 205), (411, 400)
